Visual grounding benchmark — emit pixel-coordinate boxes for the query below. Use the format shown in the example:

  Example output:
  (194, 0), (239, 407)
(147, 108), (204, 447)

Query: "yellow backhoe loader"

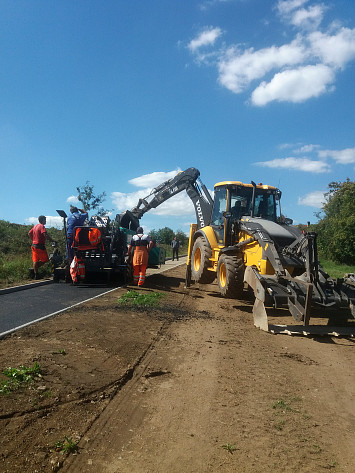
(114, 167), (354, 336)
(185, 179), (355, 336)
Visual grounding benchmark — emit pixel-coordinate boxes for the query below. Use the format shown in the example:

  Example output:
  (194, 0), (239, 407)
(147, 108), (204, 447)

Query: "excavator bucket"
(118, 210), (140, 231)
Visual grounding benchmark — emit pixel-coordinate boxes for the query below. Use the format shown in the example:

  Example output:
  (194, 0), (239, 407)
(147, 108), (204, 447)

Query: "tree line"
(148, 228), (188, 247)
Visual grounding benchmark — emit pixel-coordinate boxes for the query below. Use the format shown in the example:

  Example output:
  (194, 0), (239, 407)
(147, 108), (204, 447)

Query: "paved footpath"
(0, 258), (186, 338)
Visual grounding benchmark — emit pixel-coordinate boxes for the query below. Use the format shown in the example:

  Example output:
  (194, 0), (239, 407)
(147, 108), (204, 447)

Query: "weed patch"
(0, 362), (41, 394)
(51, 349), (67, 355)
(221, 443), (237, 454)
(117, 290), (165, 308)
(54, 436), (79, 454)
(272, 399), (292, 412)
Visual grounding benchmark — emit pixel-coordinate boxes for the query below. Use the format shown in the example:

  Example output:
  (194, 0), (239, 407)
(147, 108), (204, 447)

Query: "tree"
(149, 227), (188, 246)
(315, 178), (355, 264)
(76, 181), (110, 216)
(149, 227), (175, 245)
(175, 230), (188, 246)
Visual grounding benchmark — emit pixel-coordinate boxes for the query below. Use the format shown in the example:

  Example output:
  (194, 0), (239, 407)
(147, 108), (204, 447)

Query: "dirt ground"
(0, 264), (354, 473)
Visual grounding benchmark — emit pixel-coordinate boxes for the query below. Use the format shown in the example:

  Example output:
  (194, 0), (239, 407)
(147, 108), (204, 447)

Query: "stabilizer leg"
(244, 266), (269, 332)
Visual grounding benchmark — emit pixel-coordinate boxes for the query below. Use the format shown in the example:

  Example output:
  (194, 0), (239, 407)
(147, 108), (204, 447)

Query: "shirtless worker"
(28, 215), (55, 279)
(127, 226), (152, 286)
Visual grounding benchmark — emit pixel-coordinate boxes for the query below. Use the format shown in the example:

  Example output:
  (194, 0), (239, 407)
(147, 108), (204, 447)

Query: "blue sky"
(1, 0), (354, 234)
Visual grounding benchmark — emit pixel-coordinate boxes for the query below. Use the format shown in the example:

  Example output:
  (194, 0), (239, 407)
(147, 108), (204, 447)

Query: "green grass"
(0, 362), (42, 394)
(221, 443), (237, 454)
(51, 349), (67, 356)
(0, 254), (33, 286)
(320, 258), (355, 279)
(272, 399), (292, 412)
(54, 436), (79, 454)
(117, 290), (165, 307)
(0, 254), (54, 287)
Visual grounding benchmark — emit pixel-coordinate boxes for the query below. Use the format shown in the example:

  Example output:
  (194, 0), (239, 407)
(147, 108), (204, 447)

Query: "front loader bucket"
(244, 266), (355, 337)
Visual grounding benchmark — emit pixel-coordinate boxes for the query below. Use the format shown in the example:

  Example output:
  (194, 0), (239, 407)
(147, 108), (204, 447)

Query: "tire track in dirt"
(62, 289), (191, 473)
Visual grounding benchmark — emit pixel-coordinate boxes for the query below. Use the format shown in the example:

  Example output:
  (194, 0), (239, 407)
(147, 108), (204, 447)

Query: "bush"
(313, 179), (355, 265)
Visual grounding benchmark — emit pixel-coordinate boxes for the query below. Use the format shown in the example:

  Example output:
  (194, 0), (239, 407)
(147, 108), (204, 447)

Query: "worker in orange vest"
(28, 215), (55, 279)
(127, 226), (152, 286)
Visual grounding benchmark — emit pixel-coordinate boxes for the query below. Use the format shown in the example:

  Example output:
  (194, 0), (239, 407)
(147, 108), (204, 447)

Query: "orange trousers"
(133, 264), (147, 286)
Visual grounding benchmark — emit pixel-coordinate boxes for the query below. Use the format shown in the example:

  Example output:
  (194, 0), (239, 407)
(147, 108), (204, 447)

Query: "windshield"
(230, 187), (277, 221)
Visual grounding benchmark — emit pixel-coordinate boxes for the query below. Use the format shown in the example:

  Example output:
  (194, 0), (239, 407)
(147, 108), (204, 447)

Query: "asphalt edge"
(0, 279), (53, 295)
(0, 254), (188, 296)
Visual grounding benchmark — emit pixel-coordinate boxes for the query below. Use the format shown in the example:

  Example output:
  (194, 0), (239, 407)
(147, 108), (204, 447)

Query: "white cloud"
(251, 64), (335, 105)
(291, 5), (324, 30)
(111, 169), (197, 218)
(277, 0), (309, 16)
(129, 168), (181, 188)
(277, 1), (325, 30)
(309, 28), (355, 68)
(111, 189), (196, 217)
(26, 216), (64, 229)
(318, 147), (355, 164)
(188, 27), (222, 52)
(150, 193), (196, 217)
(294, 143), (320, 153)
(187, 2), (355, 105)
(111, 190), (148, 212)
(218, 39), (306, 93)
(255, 156), (331, 173)
(66, 195), (79, 204)
(298, 190), (325, 207)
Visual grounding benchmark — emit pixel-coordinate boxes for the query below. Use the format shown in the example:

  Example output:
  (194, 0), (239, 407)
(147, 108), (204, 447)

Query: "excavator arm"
(119, 167), (213, 230)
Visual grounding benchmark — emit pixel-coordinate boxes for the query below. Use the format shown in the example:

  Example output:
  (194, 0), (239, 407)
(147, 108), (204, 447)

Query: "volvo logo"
(195, 200), (205, 227)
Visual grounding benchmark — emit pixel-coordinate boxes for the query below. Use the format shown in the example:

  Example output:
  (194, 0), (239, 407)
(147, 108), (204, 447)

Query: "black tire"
(191, 237), (215, 284)
(217, 253), (244, 298)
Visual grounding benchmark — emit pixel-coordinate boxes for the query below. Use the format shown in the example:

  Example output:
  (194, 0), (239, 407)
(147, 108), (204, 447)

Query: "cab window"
(230, 187), (253, 219)
(211, 187), (227, 226)
(254, 191), (276, 221)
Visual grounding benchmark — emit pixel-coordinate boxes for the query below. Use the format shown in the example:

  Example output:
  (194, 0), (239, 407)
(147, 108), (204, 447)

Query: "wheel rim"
(219, 262), (226, 287)
(193, 247), (201, 272)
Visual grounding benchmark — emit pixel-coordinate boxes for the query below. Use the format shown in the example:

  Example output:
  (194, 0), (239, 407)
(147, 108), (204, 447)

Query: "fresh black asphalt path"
(0, 282), (118, 337)
(0, 258), (186, 338)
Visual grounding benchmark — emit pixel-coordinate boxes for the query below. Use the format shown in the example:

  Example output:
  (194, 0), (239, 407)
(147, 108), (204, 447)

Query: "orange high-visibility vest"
(70, 256), (85, 283)
(88, 228), (101, 247)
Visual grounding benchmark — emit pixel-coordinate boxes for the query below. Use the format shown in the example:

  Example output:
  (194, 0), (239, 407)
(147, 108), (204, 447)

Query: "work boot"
(29, 268), (35, 278)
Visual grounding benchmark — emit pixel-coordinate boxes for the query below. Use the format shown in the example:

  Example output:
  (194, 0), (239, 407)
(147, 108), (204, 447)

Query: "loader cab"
(210, 182), (279, 244)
